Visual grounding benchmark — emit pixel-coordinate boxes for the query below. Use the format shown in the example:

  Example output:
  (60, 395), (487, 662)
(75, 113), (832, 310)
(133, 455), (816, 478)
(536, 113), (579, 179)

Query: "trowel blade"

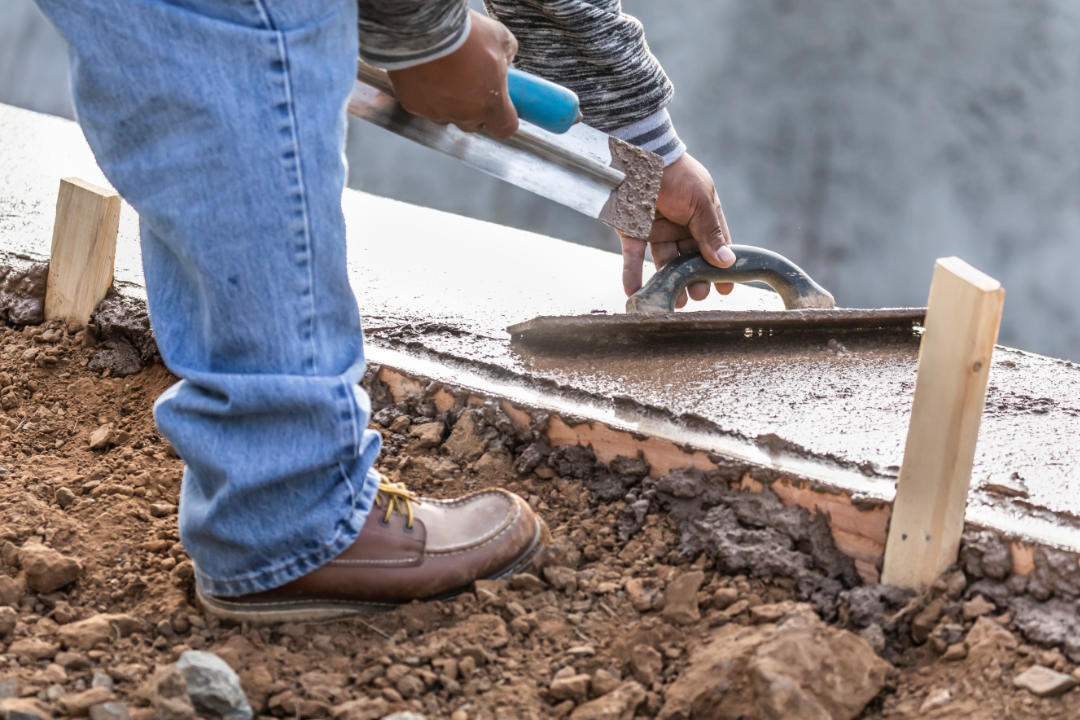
(507, 307), (927, 351)
(347, 77), (662, 237)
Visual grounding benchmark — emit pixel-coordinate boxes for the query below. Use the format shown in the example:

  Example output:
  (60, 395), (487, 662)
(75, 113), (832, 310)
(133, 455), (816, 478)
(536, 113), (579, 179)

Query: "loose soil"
(1, 319), (1077, 719)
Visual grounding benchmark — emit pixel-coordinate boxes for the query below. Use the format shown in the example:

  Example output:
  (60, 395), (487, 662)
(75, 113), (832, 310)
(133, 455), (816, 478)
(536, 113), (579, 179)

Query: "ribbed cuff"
(359, 11), (471, 71)
(610, 108), (686, 167)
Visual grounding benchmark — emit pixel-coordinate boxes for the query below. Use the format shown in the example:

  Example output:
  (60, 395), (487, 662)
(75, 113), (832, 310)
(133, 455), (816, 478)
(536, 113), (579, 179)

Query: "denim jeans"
(34, 0), (382, 596)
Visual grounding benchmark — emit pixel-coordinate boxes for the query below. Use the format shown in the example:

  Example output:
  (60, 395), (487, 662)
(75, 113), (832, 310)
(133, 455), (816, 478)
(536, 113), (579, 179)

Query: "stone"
(89, 702), (130, 720)
(749, 601), (802, 624)
(0, 606), (15, 637)
(330, 697), (391, 720)
(569, 681), (646, 720)
(508, 573), (546, 594)
(911, 596), (945, 644)
(88, 424), (114, 450)
(624, 577), (663, 613)
(543, 566), (578, 594)
(409, 421), (443, 449)
(658, 607), (890, 720)
(59, 686), (114, 716)
(388, 415), (411, 434)
(8, 637), (58, 662)
(919, 688), (952, 714)
(176, 651), (253, 720)
(1013, 665), (1077, 697)
(55, 487), (77, 509)
(381, 714), (426, 720)
(710, 587), (739, 610)
(661, 570), (705, 625)
(962, 594), (996, 620)
(443, 411), (486, 462)
(966, 616), (1018, 666)
(629, 645), (663, 687)
(17, 542), (82, 593)
(858, 624), (886, 655)
(550, 674), (591, 704)
(590, 669), (620, 697)
(0, 677), (18, 700)
(0, 698), (49, 720)
(92, 672), (114, 691)
(942, 643), (967, 661)
(0, 576), (22, 606)
(58, 614), (141, 651)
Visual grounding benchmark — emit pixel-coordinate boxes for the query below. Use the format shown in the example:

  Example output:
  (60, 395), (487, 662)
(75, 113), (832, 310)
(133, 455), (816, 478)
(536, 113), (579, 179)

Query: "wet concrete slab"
(3, 102), (1079, 553)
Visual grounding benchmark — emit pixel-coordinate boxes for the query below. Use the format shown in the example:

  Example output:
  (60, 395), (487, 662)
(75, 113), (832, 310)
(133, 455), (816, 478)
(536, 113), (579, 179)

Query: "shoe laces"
(375, 480), (420, 529)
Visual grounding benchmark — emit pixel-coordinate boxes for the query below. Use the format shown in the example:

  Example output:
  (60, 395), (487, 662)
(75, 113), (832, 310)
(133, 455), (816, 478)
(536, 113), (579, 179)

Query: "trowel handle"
(506, 68), (581, 134)
(626, 245), (837, 314)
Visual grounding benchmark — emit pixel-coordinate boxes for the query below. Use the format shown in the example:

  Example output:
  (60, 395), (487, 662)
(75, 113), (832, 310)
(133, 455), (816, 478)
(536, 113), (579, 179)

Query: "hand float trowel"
(508, 246), (927, 351)
(349, 61), (662, 237)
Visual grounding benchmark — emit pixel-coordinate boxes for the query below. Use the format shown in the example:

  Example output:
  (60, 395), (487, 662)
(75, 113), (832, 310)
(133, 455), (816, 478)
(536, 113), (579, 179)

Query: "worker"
(32, 0), (734, 621)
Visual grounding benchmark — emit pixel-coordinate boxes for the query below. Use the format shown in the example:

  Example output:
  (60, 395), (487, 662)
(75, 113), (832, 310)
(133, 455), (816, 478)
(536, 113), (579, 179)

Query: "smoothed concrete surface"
(3, 102), (1079, 553)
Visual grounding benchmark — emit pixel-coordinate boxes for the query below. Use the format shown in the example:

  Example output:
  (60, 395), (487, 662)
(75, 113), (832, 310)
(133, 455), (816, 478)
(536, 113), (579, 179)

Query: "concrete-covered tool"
(508, 245), (926, 349)
(349, 62), (662, 237)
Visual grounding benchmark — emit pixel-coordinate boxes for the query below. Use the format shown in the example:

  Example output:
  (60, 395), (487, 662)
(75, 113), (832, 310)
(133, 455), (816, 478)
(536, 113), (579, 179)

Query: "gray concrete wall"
(3, 0), (1079, 360)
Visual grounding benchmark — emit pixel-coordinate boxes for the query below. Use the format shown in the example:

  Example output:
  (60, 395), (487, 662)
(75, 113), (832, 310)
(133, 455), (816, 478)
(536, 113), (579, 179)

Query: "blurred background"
(4, 0), (1078, 360)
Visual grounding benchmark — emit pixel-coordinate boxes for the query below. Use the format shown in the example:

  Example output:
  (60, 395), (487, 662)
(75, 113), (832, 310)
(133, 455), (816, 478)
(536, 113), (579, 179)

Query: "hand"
(387, 10), (519, 139)
(618, 153), (735, 308)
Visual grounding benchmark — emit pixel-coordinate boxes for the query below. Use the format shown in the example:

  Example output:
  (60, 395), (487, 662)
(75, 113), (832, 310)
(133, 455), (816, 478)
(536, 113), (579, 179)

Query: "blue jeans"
(35, 0), (382, 596)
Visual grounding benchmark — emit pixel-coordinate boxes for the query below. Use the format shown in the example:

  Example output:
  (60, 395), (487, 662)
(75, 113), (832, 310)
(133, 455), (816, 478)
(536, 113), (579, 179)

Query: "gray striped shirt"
(356, 0), (685, 164)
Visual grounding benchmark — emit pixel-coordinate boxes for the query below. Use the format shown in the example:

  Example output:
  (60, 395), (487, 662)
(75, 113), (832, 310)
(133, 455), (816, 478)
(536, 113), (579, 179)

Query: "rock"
(658, 607), (890, 720)
(55, 487), (77, 509)
(508, 573), (547, 594)
(409, 421), (443, 449)
(966, 616), (1018, 666)
(919, 688), (952, 714)
(962, 594), (996, 620)
(0, 677), (17, 700)
(0, 697), (49, 720)
(543, 566), (578, 594)
(388, 415), (411, 434)
(625, 577), (663, 613)
(381, 714), (427, 720)
(569, 681), (646, 720)
(149, 504), (175, 518)
(89, 702), (130, 720)
(550, 674), (591, 704)
(59, 686), (114, 716)
(0, 606), (15, 637)
(749, 601), (803, 624)
(176, 651), (253, 720)
(629, 645), (663, 687)
(92, 673), (114, 691)
(0, 576), (22, 606)
(17, 542), (82, 593)
(590, 669), (620, 697)
(661, 571), (705, 625)
(58, 614), (141, 651)
(858, 624), (886, 655)
(910, 596), (945, 644)
(1013, 665), (1077, 697)
(331, 697), (391, 720)
(942, 643), (967, 661)
(473, 451), (512, 476)
(443, 411), (486, 462)
(8, 638), (58, 662)
(89, 424), (114, 450)
(710, 587), (739, 610)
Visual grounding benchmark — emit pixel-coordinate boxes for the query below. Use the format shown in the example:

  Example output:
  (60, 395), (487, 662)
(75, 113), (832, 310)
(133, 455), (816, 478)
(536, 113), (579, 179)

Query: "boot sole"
(196, 515), (550, 624)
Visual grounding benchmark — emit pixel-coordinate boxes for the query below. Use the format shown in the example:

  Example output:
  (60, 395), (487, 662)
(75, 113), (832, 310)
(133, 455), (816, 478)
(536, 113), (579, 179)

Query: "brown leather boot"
(197, 480), (549, 623)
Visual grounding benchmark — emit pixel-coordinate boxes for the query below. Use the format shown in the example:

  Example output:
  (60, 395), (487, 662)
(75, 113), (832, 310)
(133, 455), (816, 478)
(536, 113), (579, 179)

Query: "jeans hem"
(193, 464), (381, 597)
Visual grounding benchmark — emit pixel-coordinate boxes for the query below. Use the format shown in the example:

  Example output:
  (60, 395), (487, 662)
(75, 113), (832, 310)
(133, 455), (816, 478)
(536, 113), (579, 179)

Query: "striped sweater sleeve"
(482, 0), (686, 164)
(355, 0), (471, 70)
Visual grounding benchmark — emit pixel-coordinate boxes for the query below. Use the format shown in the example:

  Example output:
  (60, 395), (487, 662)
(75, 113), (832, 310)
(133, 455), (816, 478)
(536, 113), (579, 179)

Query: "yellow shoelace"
(375, 480), (420, 529)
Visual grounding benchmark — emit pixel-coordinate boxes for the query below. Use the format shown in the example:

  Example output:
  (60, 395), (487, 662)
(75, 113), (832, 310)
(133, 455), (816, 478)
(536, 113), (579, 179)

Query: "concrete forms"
(2, 102), (1079, 593)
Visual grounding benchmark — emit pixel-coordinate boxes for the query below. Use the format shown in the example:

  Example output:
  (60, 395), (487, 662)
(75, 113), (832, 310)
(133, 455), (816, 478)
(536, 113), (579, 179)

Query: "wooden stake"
(44, 177), (121, 326)
(881, 257), (1004, 589)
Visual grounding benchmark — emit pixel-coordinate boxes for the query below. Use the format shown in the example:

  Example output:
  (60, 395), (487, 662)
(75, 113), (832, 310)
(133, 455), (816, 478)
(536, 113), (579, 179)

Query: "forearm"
(356, 0), (470, 70)
(482, 0), (684, 163)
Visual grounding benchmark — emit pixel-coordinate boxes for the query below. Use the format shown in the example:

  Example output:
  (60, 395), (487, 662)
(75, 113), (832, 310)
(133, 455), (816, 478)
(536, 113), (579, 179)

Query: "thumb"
(619, 234), (647, 296)
(687, 203), (735, 268)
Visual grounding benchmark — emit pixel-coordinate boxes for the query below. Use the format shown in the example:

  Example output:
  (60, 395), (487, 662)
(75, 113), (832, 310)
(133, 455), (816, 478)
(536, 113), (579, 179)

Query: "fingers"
(619, 234), (647, 296)
(688, 201), (735, 269)
(484, 83), (519, 139)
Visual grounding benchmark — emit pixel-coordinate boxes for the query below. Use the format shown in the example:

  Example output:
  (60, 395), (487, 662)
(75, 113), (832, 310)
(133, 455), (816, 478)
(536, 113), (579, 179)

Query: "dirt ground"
(1, 318), (1078, 719)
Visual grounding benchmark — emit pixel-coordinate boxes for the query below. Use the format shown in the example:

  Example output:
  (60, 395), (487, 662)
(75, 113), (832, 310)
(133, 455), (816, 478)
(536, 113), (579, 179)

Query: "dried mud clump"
(0, 263), (47, 325)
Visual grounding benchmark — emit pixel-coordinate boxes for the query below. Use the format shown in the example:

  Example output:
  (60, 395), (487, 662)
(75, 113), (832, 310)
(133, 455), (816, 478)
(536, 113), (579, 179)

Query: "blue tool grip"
(506, 67), (581, 134)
